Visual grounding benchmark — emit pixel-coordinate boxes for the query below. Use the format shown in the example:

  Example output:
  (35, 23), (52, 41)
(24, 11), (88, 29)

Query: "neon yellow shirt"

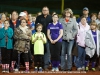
(32, 32), (46, 55)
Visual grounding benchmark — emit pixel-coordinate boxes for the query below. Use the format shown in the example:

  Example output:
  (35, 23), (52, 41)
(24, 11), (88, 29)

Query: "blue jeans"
(75, 45), (86, 68)
(61, 40), (74, 70)
(44, 41), (51, 69)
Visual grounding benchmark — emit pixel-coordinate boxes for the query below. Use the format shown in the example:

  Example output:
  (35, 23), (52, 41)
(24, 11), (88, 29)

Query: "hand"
(50, 40), (54, 44)
(40, 36), (43, 39)
(36, 36), (39, 39)
(53, 40), (58, 43)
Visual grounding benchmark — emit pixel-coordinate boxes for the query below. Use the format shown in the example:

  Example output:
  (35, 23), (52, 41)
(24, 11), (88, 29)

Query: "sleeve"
(59, 23), (63, 29)
(35, 16), (40, 25)
(85, 32), (95, 49)
(7, 28), (13, 39)
(0, 29), (5, 39)
(77, 17), (81, 23)
(72, 19), (78, 38)
(47, 24), (50, 29)
(31, 23), (35, 28)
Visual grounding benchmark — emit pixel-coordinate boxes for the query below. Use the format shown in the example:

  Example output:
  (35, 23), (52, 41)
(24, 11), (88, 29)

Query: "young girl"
(10, 18), (32, 73)
(0, 20), (13, 73)
(32, 23), (46, 72)
(85, 21), (100, 71)
(47, 14), (63, 71)
(76, 16), (90, 71)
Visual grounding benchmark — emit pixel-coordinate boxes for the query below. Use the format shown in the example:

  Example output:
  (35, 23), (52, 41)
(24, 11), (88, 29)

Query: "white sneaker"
(5, 69), (9, 73)
(77, 67), (82, 71)
(82, 66), (85, 71)
(51, 67), (55, 71)
(55, 67), (59, 72)
(2, 69), (5, 73)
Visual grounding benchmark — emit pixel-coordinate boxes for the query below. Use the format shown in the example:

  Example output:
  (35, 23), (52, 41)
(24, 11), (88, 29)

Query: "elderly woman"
(59, 8), (78, 71)
(10, 18), (32, 72)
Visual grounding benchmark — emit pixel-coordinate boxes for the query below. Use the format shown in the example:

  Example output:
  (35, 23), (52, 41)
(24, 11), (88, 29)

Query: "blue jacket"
(9, 20), (20, 31)
(0, 27), (13, 49)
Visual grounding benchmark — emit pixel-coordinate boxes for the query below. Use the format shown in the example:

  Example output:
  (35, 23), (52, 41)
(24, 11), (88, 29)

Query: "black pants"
(12, 50), (29, 62)
(34, 55), (43, 67)
(50, 42), (62, 61)
(1, 47), (11, 64)
(85, 51), (97, 62)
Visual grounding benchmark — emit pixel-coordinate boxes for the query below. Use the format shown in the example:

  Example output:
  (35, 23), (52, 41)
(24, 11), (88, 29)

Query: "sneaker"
(23, 69), (29, 73)
(85, 67), (89, 71)
(14, 68), (19, 72)
(77, 67), (82, 71)
(34, 67), (38, 71)
(55, 67), (59, 72)
(39, 67), (42, 72)
(5, 69), (9, 73)
(51, 67), (55, 71)
(92, 68), (96, 71)
(82, 66), (85, 71)
(2, 69), (5, 73)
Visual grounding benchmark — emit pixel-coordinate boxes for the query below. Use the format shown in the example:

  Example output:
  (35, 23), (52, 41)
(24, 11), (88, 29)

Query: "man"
(77, 7), (91, 24)
(35, 6), (52, 71)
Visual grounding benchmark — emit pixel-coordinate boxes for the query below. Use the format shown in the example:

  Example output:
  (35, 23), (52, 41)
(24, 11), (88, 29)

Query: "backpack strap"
(78, 25), (80, 29)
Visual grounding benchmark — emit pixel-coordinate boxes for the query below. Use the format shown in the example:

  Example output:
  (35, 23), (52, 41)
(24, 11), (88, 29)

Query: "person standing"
(85, 22), (100, 71)
(59, 8), (78, 71)
(47, 14), (63, 71)
(96, 11), (100, 24)
(10, 11), (20, 31)
(77, 7), (91, 24)
(32, 23), (46, 72)
(76, 16), (90, 71)
(0, 20), (13, 73)
(35, 6), (52, 71)
(10, 19), (32, 72)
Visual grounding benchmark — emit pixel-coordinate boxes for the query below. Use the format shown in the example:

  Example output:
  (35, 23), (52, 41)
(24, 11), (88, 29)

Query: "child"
(0, 20), (13, 73)
(10, 18), (32, 73)
(32, 23), (46, 72)
(47, 14), (63, 71)
(76, 16), (90, 71)
(85, 21), (100, 71)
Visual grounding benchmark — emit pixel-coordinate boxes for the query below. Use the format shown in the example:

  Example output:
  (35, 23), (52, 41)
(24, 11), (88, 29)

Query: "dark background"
(0, 0), (100, 15)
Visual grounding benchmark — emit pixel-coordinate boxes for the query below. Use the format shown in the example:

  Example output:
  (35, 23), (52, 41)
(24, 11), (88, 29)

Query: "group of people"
(0, 6), (100, 73)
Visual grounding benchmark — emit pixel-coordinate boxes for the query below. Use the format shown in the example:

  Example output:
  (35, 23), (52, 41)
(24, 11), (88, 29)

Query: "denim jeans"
(44, 41), (51, 69)
(61, 40), (74, 70)
(75, 45), (86, 68)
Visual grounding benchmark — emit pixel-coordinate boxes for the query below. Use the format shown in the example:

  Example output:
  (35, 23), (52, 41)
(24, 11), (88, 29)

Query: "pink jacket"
(77, 22), (90, 47)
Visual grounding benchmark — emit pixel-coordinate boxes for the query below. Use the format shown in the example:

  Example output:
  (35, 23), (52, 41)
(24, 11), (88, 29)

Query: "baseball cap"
(19, 12), (26, 16)
(83, 7), (89, 11)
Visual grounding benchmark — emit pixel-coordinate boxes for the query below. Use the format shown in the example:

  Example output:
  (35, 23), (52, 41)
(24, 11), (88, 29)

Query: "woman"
(59, 8), (78, 71)
(76, 16), (90, 71)
(10, 18), (32, 72)
(47, 14), (63, 71)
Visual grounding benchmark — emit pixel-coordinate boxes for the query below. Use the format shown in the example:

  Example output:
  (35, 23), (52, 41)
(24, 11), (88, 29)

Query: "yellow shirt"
(32, 32), (46, 55)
